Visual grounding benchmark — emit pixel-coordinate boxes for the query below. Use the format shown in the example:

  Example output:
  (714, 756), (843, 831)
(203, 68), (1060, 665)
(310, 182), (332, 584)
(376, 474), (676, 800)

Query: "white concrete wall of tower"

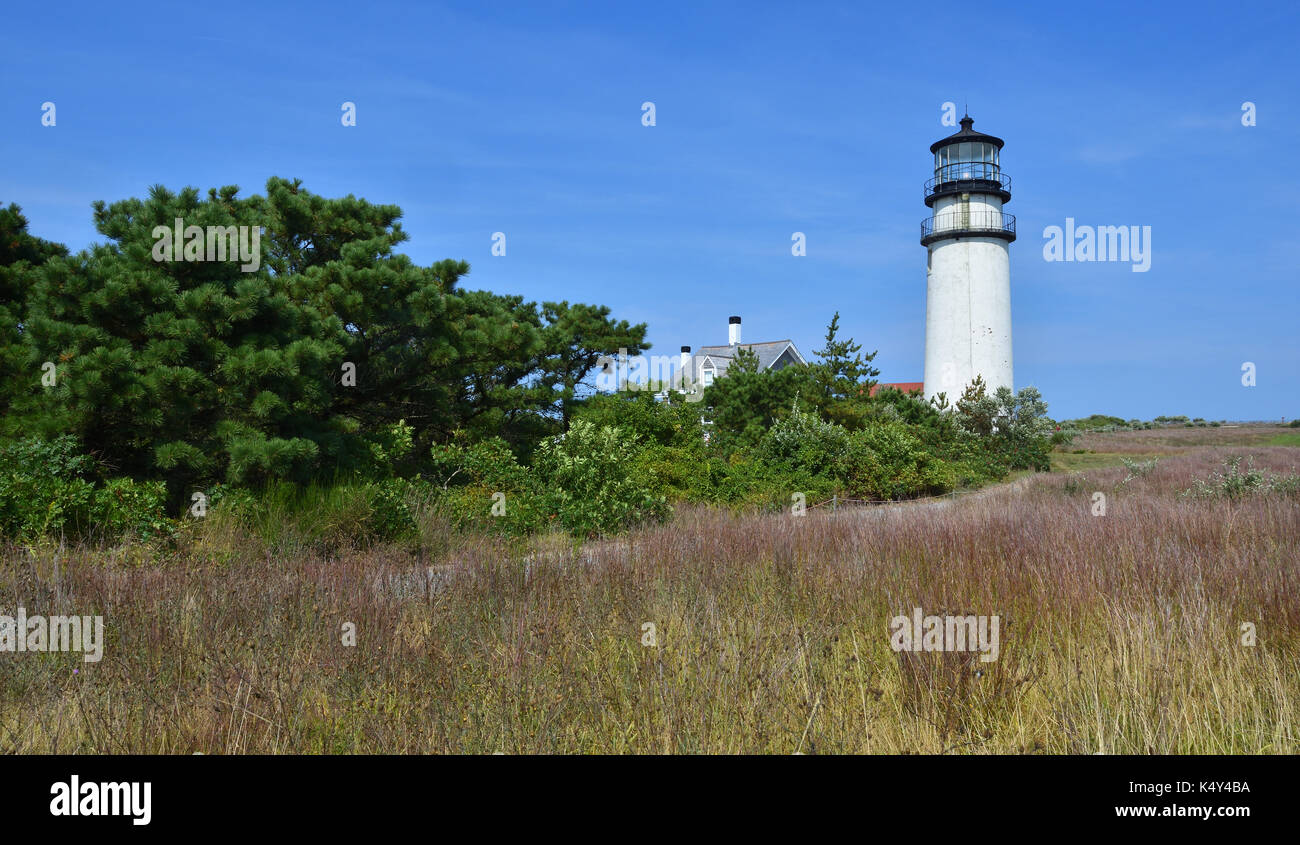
(923, 236), (1014, 403)
(930, 192), (1004, 228)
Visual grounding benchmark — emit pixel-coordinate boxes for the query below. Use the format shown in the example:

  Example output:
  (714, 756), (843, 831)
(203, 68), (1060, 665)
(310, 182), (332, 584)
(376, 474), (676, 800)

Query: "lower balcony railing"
(920, 210), (1016, 245)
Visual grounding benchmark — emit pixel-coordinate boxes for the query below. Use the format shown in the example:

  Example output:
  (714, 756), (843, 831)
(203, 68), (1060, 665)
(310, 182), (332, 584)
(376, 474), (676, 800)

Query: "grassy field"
(1, 425), (1296, 754)
(1052, 424), (1300, 471)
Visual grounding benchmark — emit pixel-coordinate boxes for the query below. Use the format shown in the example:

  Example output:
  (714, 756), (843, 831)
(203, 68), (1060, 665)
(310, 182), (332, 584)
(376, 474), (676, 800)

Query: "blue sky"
(2, 0), (1296, 421)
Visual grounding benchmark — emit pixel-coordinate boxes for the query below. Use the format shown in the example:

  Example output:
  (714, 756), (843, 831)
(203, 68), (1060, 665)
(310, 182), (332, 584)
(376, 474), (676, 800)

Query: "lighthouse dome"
(929, 114), (1004, 154)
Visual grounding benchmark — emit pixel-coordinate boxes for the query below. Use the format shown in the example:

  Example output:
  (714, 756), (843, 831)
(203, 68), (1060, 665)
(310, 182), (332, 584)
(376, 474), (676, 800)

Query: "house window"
(701, 367), (714, 387)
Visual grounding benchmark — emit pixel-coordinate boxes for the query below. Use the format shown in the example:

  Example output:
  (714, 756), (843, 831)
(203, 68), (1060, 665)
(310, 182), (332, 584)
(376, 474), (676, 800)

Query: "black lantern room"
(924, 114), (1011, 207)
(920, 113), (1016, 246)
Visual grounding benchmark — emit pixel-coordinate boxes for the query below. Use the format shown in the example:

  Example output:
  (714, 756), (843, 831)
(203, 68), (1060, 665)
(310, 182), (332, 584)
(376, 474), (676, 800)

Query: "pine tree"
(536, 301), (649, 430)
(15, 183), (345, 492)
(811, 311), (879, 428)
(730, 346), (761, 374)
(7, 178), (652, 499)
(702, 365), (815, 453)
(0, 202), (68, 427)
(11, 179), (533, 495)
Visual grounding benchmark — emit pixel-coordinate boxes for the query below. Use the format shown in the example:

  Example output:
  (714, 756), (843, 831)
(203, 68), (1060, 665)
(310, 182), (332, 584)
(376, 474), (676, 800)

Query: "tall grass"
(0, 435), (1296, 753)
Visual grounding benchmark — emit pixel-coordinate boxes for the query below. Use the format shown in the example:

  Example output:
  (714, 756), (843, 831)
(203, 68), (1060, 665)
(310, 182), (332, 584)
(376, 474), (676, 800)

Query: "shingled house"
(668, 315), (920, 398)
(679, 316), (807, 388)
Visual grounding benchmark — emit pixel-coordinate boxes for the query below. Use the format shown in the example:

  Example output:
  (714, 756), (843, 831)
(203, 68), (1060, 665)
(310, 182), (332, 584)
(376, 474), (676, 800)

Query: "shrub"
(91, 478), (171, 541)
(0, 436), (91, 538)
(205, 483), (259, 521)
(0, 436), (170, 541)
(759, 404), (849, 473)
(208, 479), (432, 553)
(704, 452), (834, 511)
(871, 387), (956, 438)
(632, 443), (702, 502)
(1121, 457), (1159, 482)
(1066, 414), (1127, 431)
(573, 391), (702, 449)
(1183, 456), (1300, 500)
(430, 436), (532, 492)
(841, 422), (957, 500)
(428, 436), (544, 535)
(365, 477), (424, 541)
(366, 419), (415, 473)
(943, 432), (1011, 488)
(532, 420), (668, 537)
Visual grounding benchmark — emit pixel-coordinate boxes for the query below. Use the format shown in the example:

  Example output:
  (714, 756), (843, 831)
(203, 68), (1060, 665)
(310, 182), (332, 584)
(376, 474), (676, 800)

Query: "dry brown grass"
(1069, 423), (1295, 455)
(1, 428), (1296, 754)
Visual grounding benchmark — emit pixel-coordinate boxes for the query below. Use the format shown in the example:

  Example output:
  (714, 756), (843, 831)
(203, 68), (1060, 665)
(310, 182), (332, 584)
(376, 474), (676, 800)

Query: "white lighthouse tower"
(921, 114), (1015, 404)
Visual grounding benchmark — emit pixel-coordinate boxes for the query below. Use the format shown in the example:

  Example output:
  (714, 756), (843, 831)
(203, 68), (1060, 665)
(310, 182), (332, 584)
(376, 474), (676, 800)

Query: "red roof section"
(867, 382), (924, 397)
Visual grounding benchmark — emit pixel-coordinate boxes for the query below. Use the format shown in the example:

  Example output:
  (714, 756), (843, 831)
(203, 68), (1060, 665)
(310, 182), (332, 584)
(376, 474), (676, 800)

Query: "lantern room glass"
(934, 142), (1000, 183)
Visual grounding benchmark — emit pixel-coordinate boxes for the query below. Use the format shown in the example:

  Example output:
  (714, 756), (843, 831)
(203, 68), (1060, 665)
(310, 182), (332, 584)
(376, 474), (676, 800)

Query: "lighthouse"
(921, 114), (1015, 404)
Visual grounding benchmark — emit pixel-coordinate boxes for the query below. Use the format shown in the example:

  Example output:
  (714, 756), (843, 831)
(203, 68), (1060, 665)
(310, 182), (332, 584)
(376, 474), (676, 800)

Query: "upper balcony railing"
(920, 210), (1016, 246)
(924, 163), (1011, 203)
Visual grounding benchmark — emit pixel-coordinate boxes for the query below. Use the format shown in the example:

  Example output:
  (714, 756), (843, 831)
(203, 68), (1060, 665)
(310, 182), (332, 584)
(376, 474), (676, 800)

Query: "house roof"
(695, 340), (805, 372)
(868, 381), (924, 397)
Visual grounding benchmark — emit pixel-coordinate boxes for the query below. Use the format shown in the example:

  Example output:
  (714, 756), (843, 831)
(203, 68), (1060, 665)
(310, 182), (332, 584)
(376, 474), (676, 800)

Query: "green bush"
(1184, 456), (1300, 500)
(704, 452), (835, 511)
(0, 436), (170, 541)
(365, 477), (424, 541)
(759, 404), (849, 474)
(573, 391), (702, 449)
(1069, 414), (1128, 430)
(91, 478), (171, 541)
(0, 471), (95, 539)
(0, 436), (91, 535)
(532, 420), (668, 537)
(428, 436), (544, 535)
(205, 483), (259, 521)
(365, 419), (416, 475)
(941, 431), (1011, 488)
(430, 436), (533, 492)
(632, 443), (704, 502)
(841, 422), (956, 500)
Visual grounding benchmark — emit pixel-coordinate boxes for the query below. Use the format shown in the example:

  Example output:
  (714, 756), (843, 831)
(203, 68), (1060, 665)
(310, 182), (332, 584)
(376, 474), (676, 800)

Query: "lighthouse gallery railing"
(920, 210), (1016, 243)
(924, 166), (1011, 202)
